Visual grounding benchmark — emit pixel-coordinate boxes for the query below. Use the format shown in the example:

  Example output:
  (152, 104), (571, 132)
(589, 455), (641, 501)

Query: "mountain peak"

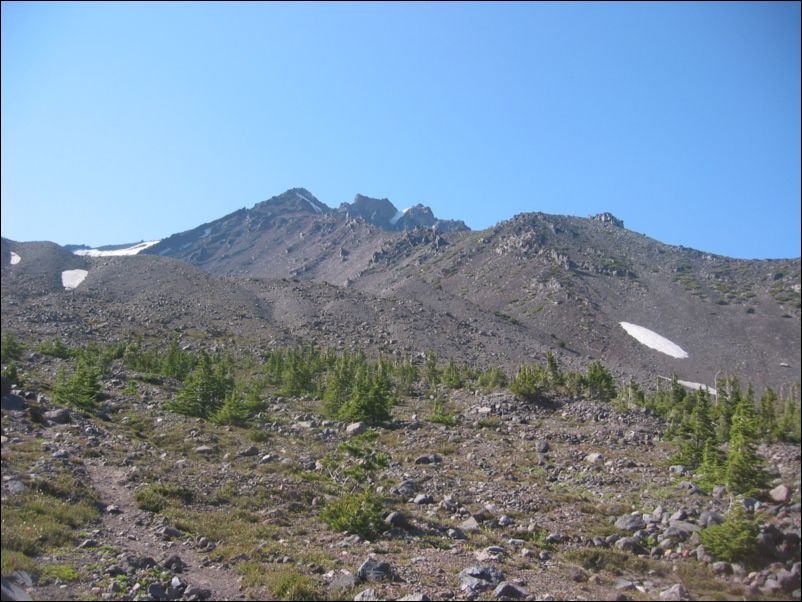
(255, 188), (329, 214)
(340, 194), (468, 232)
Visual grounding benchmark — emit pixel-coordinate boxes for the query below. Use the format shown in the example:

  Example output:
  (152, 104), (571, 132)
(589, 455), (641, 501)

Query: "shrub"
(52, 358), (101, 410)
(1, 333), (24, 363)
(37, 338), (73, 359)
(337, 367), (393, 425)
(699, 506), (758, 562)
(167, 352), (233, 419)
(585, 361), (616, 402)
(320, 490), (385, 540)
(211, 390), (252, 427)
(510, 364), (547, 402)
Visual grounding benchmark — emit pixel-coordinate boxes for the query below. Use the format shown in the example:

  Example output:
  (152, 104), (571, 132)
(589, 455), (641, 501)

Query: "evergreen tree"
(442, 360), (464, 389)
(545, 352), (564, 389)
(168, 352), (233, 418)
(715, 376), (741, 444)
(280, 349), (313, 397)
(585, 361), (617, 402)
(617, 378), (645, 408)
(53, 357), (101, 410)
(393, 356), (417, 395)
(758, 387), (778, 441)
(424, 350), (440, 387)
(211, 390), (251, 427)
(322, 355), (354, 417)
(724, 392), (767, 494)
(678, 389), (715, 466)
(338, 366), (393, 425)
(477, 366), (508, 390)
(510, 364), (546, 402)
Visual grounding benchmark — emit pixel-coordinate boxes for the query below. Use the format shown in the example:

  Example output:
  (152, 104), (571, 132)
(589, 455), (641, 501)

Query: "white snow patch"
(10, 251), (21, 265)
(295, 191), (322, 213)
(677, 380), (717, 396)
(202, 227), (212, 238)
(390, 210), (405, 225)
(62, 269), (88, 290)
(74, 240), (160, 257)
(619, 322), (689, 359)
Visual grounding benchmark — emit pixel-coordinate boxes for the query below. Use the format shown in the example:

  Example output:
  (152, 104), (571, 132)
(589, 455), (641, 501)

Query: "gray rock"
(414, 453), (442, 465)
(614, 579), (636, 591)
(458, 565), (504, 592)
(183, 586), (212, 600)
(329, 570), (358, 591)
(357, 559), (392, 583)
(447, 527), (467, 540)
(397, 594), (432, 601)
(493, 581), (530, 599)
(106, 564), (127, 576)
(460, 516), (480, 531)
(769, 484), (790, 504)
(384, 511), (410, 530)
(615, 513), (645, 532)
(193, 445), (215, 454)
(615, 536), (643, 552)
(676, 481), (702, 494)
(43, 407), (71, 424)
(669, 509), (687, 521)
(775, 568), (801, 592)
(535, 439), (550, 453)
(668, 520), (701, 534)
(353, 589), (379, 601)
(698, 511), (724, 528)
(712, 561), (732, 575)
(659, 583), (689, 601)
(346, 422), (368, 437)
(1, 394), (26, 411)
(5, 480), (25, 495)
(147, 582), (167, 600)
(585, 452), (604, 464)
(396, 479), (417, 497)
(413, 494), (434, 505)
(156, 526), (182, 539)
(10, 572), (32, 589)
(161, 554), (186, 572)
(237, 445), (259, 457)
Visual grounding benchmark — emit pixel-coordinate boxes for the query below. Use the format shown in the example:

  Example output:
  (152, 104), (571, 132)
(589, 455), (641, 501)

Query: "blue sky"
(2, 1), (799, 259)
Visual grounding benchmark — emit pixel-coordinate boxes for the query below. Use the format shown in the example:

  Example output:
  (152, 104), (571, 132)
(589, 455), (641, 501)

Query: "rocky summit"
(1, 188), (800, 601)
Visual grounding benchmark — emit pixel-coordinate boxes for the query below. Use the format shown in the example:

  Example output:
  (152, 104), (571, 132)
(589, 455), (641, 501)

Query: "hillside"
(2, 190), (800, 602)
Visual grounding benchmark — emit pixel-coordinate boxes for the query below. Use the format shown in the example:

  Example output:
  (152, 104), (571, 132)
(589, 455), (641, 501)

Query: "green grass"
(39, 563), (82, 584)
(562, 548), (655, 575)
(1, 492), (99, 556)
(133, 482), (194, 513)
(237, 565), (324, 600)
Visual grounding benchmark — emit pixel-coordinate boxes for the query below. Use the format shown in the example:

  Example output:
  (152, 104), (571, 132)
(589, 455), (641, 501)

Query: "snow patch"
(74, 240), (160, 257)
(202, 227), (212, 238)
(295, 190), (322, 213)
(9, 251), (21, 265)
(677, 380), (717, 396)
(619, 322), (689, 359)
(390, 210), (404, 225)
(62, 269), (88, 290)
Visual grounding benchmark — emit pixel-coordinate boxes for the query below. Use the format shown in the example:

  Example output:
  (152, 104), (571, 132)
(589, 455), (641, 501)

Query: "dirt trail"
(85, 462), (247, 601)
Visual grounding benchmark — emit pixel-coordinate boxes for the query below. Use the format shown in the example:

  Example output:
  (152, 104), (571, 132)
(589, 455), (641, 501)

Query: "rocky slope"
(1, 360), (800, 601)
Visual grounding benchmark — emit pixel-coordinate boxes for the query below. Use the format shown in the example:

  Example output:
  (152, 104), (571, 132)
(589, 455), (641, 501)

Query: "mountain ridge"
(3, 187), (800, 391)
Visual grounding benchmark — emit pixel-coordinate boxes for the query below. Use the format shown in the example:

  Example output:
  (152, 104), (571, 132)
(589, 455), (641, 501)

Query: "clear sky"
(2, 1), (800, 259)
